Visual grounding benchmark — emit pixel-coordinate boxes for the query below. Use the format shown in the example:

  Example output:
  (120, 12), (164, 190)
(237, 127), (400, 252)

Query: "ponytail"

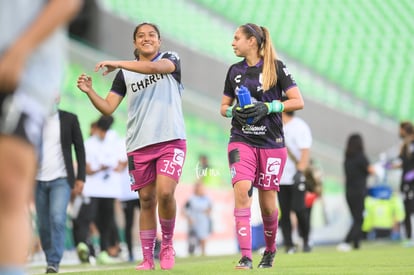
(241, 24), (278, 91)
(260, 26), (277, 91)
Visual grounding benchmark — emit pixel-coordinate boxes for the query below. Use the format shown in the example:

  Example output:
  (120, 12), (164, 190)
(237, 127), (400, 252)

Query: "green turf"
(28, 242), (414, 274)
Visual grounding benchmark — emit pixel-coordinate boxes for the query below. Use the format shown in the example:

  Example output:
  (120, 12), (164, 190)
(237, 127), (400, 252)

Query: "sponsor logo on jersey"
(266, 158), (281, 175)
(238, 227), (247, 236)
(131, 74), (164, 92)
(242, 125), (267, 135)
(235, 74), (241, 83)
(173, 148), (185, 166)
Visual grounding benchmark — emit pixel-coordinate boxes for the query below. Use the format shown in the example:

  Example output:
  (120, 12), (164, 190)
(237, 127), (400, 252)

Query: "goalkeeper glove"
(238, 100), (284, 124)
(293, 170), (307, 191)
(226, 104), (247, 125)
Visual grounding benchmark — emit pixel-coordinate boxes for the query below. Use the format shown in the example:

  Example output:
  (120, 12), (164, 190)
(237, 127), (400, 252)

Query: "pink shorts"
(228, 142), (287, 191)
(127, 139), (186, 191)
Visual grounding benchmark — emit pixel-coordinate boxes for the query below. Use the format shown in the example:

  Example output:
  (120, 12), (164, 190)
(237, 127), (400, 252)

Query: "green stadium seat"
(100, 0), (413, 120)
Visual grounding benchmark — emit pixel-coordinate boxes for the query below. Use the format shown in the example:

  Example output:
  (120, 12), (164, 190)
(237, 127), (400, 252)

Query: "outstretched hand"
(76, 73), (93, 94)
(95, 61), (119, 76)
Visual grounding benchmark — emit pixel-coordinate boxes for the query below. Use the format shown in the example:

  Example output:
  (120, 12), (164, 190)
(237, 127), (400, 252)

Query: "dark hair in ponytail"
(240, 23), (277, 91)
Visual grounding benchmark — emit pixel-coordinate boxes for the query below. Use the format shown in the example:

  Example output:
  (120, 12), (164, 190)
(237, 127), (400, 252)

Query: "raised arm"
(95, 59), (175, 76)
(76, 73), (123, 116)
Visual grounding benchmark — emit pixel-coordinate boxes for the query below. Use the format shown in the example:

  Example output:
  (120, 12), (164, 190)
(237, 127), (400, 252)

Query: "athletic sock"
(234, 208), (252, 259)
(140, 229), (156, 261)
(159, 217), (175, 245)
(262, 209), (278, 253)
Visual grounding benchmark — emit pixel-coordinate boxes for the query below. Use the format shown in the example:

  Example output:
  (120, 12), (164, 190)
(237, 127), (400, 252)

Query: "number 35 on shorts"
(160, 148), (185, 176)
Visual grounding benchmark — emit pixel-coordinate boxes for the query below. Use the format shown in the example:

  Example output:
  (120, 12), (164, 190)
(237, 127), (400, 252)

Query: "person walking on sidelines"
(337, 133), (375, 251)
(220, 23), (304, 269)
(35, 104), (86, 273)
(279, 108), (313, 253)
(76, 22), (186, 270)
(0, 1), (82, 274)
(397, 122), (414, 245)
(71, 121), (99, 265)
(386, 121), (414, 245)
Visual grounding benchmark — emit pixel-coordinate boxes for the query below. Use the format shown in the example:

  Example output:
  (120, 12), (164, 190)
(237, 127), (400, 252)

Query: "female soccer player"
(77, 22), (186, 271)
(220, 23), (304, 269)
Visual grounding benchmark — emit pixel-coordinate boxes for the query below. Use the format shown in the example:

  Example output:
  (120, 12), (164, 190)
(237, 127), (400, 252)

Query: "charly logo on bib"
(266, 157), (282, 175)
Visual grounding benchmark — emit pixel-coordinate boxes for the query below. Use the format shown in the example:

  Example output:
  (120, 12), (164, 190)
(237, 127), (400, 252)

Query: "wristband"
(225, 106), (233, 118)
(266, 100), (284, 114)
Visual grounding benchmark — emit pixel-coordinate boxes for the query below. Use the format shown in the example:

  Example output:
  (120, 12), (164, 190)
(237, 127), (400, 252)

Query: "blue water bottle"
(237, 85), (253, 124)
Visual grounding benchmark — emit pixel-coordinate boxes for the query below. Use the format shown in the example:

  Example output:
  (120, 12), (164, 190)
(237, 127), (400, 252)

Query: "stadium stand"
(94, 0), (413, 129)
(98, 0), (413, 121)
(192, 0), (414, 120)
(99, 0), (236, 63)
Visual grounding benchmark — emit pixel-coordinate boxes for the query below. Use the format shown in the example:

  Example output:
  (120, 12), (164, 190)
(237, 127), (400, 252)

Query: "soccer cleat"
(46, 265), (58, 273)
(97, 251), (116, 264)
(160, 244), (176, 270)
(76, 242), (90, 263)
(258, 250), (276, 268)
(303, 244), (312, 253)
(336, 242), (351, 252)
(135, 259), (155, 270)
(286, 245), (297, 254)
(235, 256), (253, 270)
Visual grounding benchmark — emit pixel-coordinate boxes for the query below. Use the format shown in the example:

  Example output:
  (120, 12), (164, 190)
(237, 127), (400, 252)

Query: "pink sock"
(159, 217), (175, 245)
(262, 209), (278, 253)
(140, 229), (156, 261)
(234, 208), (252, 259)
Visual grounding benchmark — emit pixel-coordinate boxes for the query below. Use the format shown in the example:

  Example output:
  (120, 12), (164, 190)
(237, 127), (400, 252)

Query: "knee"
(157, 189), (174, 204)
(51, 212), (67, 228)
(261, 208), (276, 217)
(139, 194), (157, 210)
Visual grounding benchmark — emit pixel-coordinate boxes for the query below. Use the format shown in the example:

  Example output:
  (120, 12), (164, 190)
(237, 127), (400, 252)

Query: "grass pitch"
(29, 241), (414, 274)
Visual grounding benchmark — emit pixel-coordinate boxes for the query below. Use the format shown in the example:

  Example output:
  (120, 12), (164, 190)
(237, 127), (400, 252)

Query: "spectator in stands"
(337, 133), (375, 252)
(219, 23), (304, 269)
(0, 1), (82, 274)
(279, 107), (313, 253)
(76, 22), (186, 270)
(35, 102), (86, 273)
